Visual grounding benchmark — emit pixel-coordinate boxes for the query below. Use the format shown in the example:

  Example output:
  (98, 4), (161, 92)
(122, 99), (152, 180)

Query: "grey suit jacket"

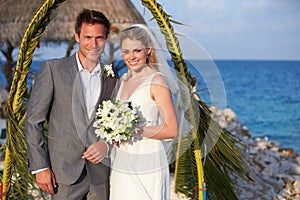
(25, 54), (118, 185)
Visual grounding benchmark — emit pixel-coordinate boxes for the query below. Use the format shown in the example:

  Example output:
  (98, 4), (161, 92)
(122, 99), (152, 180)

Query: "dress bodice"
(116, 72), (163, 127)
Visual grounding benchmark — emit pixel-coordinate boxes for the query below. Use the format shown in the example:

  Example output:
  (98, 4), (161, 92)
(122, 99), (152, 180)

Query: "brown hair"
(75, 9), (110, 38)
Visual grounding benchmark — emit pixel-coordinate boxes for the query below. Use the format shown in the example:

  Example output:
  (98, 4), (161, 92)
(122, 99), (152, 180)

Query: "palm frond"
(2, 0), (65, 199)
(141, 0), (251, 199)
(169, 19), (189, 26)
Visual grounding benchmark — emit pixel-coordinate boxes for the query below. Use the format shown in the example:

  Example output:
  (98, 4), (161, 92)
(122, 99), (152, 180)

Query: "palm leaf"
(2, 0), (65, 199)
(141, 0), (251, 199)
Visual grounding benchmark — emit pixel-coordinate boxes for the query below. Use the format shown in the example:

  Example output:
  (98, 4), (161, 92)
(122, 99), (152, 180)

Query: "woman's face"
(121, 38), (151, 72)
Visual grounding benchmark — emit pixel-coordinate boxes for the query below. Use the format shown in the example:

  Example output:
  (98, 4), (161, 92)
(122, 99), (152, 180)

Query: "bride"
(109, 24), (179, 200)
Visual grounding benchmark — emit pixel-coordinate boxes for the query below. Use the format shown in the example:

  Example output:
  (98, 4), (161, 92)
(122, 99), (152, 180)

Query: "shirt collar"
(76, 53), (101, 74)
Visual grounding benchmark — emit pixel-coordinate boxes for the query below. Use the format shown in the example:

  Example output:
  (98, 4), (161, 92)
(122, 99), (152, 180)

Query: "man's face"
(75, 22), (107, 65)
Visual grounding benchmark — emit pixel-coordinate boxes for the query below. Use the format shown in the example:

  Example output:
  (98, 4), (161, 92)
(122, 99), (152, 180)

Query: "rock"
(294, 179), (300, 190)
(224, 108), (237, 121)
(241, 126), (252, 138)
(239, 191), (253, 199)
(267, 141), (280, 148)
(279, 148), (299, 158)
(290, 164), (300, 175)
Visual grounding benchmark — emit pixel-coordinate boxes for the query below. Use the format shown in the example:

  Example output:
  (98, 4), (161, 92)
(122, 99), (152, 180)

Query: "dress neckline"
(118, 72), (160, 101)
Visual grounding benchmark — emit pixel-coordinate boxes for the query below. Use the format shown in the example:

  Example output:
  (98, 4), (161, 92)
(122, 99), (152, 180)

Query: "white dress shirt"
(76, 54), (102, 119)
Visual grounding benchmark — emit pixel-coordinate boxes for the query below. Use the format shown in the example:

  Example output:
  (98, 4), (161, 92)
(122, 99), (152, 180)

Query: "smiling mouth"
(129, 60), (138, 65)
(87, 50), (102, 58)
(89, 49), (100, 53)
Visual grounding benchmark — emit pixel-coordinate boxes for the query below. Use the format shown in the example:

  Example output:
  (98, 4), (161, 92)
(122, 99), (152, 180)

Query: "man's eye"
(97, 36), (106, 41)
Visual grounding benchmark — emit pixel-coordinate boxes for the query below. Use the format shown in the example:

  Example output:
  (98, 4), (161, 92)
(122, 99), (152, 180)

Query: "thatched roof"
(0, 0), (146, 47)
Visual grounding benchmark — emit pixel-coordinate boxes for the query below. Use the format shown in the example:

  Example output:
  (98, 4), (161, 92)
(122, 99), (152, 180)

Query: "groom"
(25, 9), (118, 199)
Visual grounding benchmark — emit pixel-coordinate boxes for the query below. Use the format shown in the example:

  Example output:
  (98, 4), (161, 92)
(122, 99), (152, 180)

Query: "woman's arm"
(139, 73), (178, 140)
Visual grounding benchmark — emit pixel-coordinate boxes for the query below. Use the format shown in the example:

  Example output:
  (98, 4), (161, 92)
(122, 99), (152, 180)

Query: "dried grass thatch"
(0, 0), (145, 47)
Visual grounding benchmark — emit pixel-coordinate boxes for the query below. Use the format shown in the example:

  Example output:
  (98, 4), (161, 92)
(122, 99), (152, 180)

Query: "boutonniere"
(103, 64), (115, 80)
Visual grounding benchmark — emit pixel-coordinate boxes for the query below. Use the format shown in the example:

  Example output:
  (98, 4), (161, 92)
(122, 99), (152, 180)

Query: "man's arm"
(25, 61), (54, 171)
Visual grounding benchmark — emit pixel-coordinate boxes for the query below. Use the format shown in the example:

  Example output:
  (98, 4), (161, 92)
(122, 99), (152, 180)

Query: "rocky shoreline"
(211, 107), (300, 200)
(171, 107), (300, 200)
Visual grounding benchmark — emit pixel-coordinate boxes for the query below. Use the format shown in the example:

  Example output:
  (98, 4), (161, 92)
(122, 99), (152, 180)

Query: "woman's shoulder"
(151, 72), (168, 87)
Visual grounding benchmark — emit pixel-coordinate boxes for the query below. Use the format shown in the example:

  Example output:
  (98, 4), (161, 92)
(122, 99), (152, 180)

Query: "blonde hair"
(120, 26), (159, 80)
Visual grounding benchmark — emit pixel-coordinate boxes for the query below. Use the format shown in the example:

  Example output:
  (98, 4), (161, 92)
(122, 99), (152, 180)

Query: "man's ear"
(75, 33), (80, 43)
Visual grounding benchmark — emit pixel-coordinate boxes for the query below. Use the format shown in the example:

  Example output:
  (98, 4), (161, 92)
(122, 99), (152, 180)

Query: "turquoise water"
(1, 60), (299, 154)
(190, 60), (300, 154)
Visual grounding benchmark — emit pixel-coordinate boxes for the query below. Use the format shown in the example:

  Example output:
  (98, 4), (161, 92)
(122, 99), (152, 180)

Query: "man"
(25, 9), (118, 199)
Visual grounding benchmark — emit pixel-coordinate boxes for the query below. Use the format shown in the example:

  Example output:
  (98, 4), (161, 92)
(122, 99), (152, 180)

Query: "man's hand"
(36, 168), (57, 194)
(82, 141), (108, 164)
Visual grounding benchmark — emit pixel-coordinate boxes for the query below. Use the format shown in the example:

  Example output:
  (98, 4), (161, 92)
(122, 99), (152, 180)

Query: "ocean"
(190, 60), (300, 155)
(0, 60), (299, 154)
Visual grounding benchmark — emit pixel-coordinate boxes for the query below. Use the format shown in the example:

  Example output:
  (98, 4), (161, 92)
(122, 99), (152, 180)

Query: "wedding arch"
(1, 0), (250, 199)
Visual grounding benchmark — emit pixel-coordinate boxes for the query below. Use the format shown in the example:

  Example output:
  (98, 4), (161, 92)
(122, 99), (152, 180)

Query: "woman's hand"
(112, 139), (120, 147)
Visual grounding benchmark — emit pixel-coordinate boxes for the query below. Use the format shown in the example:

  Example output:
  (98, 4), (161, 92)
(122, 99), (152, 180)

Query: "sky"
(129, 0), (300, 60)
(7, 0), (300, 61)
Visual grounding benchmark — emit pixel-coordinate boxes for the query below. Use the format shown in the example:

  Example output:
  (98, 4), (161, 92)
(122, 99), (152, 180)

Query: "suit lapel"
(68, 55), (89, 146)
(70, 57), (87, 119)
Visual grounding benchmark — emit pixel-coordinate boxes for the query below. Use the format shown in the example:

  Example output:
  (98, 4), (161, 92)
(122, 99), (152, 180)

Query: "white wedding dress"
(109, 72), (170, 200)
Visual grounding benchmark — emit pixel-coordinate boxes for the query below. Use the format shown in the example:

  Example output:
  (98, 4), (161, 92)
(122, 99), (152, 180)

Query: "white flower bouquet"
(93, 100), (140, 145)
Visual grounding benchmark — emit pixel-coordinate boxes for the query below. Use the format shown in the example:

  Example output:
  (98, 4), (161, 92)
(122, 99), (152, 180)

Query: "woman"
(109, 25), (179, 200)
